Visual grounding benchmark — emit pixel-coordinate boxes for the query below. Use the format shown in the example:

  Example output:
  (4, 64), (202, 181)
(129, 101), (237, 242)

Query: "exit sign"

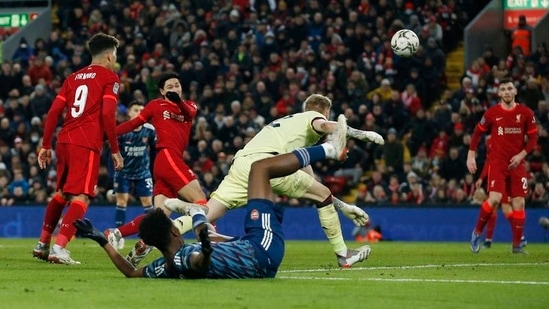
(504, 0), (549, 9)
(0, 13), (38, 28)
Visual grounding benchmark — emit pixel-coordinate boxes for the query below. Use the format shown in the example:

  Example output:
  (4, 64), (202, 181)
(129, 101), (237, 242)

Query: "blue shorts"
(240, 199), (285, 278)
(113, 175), (153, 197)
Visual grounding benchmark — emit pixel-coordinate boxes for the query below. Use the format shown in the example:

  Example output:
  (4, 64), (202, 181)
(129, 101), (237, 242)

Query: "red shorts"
(153, 148), (197, 198)
(487, 162), (528, 198)
(56, 143), (100, 197)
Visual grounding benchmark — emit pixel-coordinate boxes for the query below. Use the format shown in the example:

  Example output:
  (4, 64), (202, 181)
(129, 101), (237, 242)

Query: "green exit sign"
(504, 0), (549, 9)
(0, 13), (30, 28)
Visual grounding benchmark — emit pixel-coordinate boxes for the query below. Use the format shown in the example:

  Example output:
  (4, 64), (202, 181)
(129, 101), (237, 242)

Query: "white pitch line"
(279, 262), (549, 273)
(277, 276), (549, 285)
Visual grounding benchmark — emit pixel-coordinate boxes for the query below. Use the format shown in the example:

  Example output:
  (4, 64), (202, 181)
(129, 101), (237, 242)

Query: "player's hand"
(165, 91), (182, 103)
(38, 148), (52, 169)
(508, 152), (525, 169)
(340, 205), (370, 226)
(198, 224), (213, 256)
(475, 178), (483, 188)
(73, 218), (109, 247)
(112, 152), (124, 171)
(466, 151), (477, 174)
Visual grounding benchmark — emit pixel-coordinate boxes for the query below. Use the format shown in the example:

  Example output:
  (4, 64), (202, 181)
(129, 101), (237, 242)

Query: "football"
(391, 29), (420, 57)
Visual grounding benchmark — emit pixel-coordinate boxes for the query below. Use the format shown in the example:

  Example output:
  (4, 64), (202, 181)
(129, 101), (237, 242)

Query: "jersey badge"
(113, 82), (120, 94)
(516, 114), (521, 123)
(250, 209), (259, 221)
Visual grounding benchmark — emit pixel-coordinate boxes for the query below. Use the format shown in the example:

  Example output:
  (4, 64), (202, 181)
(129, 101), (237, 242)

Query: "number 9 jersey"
(43, 65), (120, 154)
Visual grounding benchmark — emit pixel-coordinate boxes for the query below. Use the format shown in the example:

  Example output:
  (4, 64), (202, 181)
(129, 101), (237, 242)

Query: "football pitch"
(1, 239), (547, 309)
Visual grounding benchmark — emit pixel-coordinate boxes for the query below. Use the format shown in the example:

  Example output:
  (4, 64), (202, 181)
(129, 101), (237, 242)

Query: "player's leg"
(137, 177), (154, 213)
(510, 197), (527, 253)
(483, 211), (497, 248)
(48, 144), (100, 264)
(34, 143), (71, 261)
(33, 191), (67, 260)
(470, 170), (504, 253)
(113, 176), (130, 227)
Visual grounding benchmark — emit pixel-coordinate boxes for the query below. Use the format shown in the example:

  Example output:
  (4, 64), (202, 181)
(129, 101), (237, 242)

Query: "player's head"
(157, 72), (182, 98)
(87, 33), (119, 71)
(128, 101), (144, 120)
(498, 77), (517, 105)
(302, 94), (332, 117)
(139, 208), (181, 251)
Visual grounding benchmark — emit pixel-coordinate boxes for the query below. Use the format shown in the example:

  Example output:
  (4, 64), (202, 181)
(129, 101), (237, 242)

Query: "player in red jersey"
(32, 33), (124, 264)
(467, 77), (538, 254)
(106, 73), (207, 261)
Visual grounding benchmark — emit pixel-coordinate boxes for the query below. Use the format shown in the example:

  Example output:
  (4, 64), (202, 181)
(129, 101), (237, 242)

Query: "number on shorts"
(145, 178), (153, 190)
(71, 85), (89, 118)
(521, 177), (528, 190)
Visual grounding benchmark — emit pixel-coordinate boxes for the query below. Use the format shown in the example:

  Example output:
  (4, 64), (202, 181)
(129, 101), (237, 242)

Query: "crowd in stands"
(1, 0), (548, 207)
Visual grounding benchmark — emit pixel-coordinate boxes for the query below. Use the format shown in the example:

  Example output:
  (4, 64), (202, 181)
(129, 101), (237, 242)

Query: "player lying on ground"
(74, 115), (370, 278)
(111, 94), (382, 268)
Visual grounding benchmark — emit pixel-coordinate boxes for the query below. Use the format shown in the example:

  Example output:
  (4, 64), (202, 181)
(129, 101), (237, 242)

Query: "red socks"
(474, 200), (494, 234)
(511, 210), (525, 247)
(485, 212), (497, 240)
(39, 194), (67, 244)
(55, 200), (87, 248)
(117, 214), (145, 237)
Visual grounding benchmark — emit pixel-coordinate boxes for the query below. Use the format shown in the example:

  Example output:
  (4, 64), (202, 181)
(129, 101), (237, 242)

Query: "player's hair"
(157, 72), (180, 90)
(138, 208), (172, 251)
(128, 100), (144, 109)
(87, 33), (119, 58)
(499, 77), (514, 86)
(302, 94), (332, 113)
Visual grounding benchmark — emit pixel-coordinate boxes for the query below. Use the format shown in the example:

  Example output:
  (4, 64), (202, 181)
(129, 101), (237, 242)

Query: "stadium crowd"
(1, 0), (548, 207)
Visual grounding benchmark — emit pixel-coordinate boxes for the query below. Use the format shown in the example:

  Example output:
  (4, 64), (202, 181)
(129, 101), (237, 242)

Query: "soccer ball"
(391, 29), (419, 57)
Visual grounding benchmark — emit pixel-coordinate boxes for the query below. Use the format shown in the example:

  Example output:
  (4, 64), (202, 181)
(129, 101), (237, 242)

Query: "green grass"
(1, 239), (548, 309)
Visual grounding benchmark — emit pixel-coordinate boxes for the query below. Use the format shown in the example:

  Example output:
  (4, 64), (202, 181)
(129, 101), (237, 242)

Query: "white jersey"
(235, 111), (327, 158)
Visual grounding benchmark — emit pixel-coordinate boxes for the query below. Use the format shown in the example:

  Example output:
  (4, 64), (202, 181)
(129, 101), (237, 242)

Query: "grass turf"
(0, 239), (547, 309)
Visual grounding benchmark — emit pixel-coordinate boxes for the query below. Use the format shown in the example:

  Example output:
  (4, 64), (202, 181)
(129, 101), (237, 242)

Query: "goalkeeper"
(118, 94), (383, 268)
(74, 116), (370, 278)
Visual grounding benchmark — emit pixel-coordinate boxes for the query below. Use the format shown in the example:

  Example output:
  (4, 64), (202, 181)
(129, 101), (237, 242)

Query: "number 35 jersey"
(55, 65), (120, 152)
(235, 111), (327, 158)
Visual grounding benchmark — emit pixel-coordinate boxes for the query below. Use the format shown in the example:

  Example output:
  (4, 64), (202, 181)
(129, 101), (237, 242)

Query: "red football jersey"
(475, 103), (537, 165)
(116, 98), (196, 157)
(43, 65), (120, 153)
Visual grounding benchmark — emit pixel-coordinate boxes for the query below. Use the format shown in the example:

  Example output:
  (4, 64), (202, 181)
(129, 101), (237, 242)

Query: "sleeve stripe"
(103, 94), (117, 101)
(477, 124), (488, 132)
(56, 95), (66, 102)
(137, 114), (146, 122)
(527, 128), (538, 134)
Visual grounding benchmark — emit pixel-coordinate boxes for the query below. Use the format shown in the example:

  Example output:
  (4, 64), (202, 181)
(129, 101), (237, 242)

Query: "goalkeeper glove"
(347, 126), (385, 145)
(198, 224), (213, 256)
(73, 218), (109, 247)
(165, 91), (182, 103)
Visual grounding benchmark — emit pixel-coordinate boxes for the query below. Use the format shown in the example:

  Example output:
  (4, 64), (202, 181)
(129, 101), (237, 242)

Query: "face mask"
(31, 136), (39, 143)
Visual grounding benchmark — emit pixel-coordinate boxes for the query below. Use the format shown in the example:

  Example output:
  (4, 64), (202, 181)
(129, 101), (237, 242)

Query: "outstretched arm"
(311, 118), (384, 145)
(73, 219), (144, 278)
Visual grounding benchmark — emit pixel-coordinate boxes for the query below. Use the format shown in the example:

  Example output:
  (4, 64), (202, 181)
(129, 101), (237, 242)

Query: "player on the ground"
(161, 94), (383, 268)
(108, 73), (207, 261)
(74, 115), (370, 278)
(467, 77), (537, 254)
(107, 101), (156, 249)
(32, 33), (124, 264)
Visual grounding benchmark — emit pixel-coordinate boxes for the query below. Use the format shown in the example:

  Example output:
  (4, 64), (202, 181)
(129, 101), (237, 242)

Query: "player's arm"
(165, 91), (198, 119)
(187, 208), (213, 273)
(73, 219), (144, 278)
(468, 116), (490, 174)
(509, 111), (539, 169)
(116, 111), (147, 136)
(311, 117), (384, 145)
(41, 90), (67, 150)
(102, 81), (121, 154)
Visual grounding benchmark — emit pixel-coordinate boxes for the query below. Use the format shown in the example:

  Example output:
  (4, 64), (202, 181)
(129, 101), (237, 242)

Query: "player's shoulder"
(516, 103), (535, 114)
